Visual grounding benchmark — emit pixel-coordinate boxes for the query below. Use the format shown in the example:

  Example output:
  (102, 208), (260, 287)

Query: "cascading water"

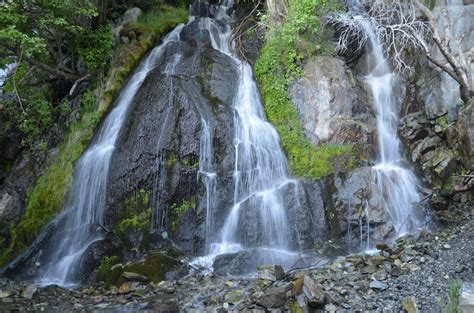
(192, 0), (300, 270)
(360, 19), (426, 244)
(36, 26), (184, 286)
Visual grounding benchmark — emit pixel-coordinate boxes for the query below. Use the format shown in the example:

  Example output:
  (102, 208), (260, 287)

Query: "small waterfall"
(37, 26), (184, 286)
(192, 0), (300, 270)
(360, 19), (426, 242)
(151, 52), (183, 232)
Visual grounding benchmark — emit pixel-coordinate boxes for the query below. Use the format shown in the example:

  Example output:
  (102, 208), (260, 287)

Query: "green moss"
(166, 151), (178, 169)
(255, 0), (352, 180)
(133, 5), (188, 37)
(0, 5), (189, 268)
(171, 198), (195, 234)
(97, 255), (122, 284)
(98, 252), (181, 287)
(116, 210), (151, 234)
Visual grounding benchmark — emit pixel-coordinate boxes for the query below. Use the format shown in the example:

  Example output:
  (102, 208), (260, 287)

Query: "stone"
(292, 275), (326, 307)
(0, 290), (12, 298)
(459, 283), (474, 313)
(21, 285), (37, 299)
(118, 282), (133, 294)
(376, 243), (389, 251)
(369, 280), (388, 291)
(257, 265), (286, 281)
(224, 290), (242, 304)
(289, 56), (374, 157)
(256, 286), (287, 309)
(122, 272), (149, 282)
(402, 296), (419, 313)
(120, 7), (142, 25)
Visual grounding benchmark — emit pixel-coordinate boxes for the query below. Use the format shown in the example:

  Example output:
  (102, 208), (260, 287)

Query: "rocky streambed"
(1, 211), (473, 312)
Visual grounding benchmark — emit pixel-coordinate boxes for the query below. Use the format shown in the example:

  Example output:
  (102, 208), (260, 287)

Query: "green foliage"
(116, 209), (151, 234)
(133, 4), (188, 37)
(76, 26), (114, 71)
(445, 281), (462, 313)
(425, 0), (436, 10)
(171, 199), (195, 215)
(255, 0), (352, 179)
(437, 115), (450, 130)
(0, 0), (98, 69)
(97, 255), (121, 283)
(171, 198), (195, 234)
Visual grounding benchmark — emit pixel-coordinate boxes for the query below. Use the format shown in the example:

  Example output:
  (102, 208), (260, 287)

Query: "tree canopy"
(0, 0), (113, 83)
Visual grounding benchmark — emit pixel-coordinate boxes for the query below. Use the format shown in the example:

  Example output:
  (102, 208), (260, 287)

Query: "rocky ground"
(1, 209), (473, 312)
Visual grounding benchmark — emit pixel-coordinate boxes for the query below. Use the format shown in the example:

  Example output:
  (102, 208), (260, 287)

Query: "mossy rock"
(97, 252), (183, 287)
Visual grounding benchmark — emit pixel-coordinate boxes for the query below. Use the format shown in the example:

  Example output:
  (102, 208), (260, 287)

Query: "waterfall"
(359, 19), (426, 243)
(36, 26), (184, 287)
(192, 0), (299, 270)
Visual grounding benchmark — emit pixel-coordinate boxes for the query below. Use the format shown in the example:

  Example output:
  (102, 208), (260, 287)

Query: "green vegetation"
(0, 3), (188, 267)
(255, 0), (353, 179)
(171, 198), (195, 234)
(132, 4), (188, 37)
(97, 252), (181, 287)
(445, 281), (462, 313)
(97, 255), (122, 284)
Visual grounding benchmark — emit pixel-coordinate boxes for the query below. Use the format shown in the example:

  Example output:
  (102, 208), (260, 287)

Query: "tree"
(330, 0), (472, 102)
(0, 0), (112, 85)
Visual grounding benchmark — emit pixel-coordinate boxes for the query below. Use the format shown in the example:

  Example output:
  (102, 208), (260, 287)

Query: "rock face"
(106, 6), (333, 262)
(290, 56), (376, 160)
(106, 17), (239, 256)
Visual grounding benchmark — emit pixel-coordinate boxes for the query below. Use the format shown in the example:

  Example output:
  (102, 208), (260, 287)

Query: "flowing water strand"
(192, 0), (299, 270)
(38, 25), (185, 287)
(359, 18), (425, 240)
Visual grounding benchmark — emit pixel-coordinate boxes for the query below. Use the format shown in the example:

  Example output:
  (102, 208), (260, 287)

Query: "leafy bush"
(77, 26), (114, 71)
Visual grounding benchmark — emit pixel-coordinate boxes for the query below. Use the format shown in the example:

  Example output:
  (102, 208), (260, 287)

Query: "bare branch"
(330, 0), (472, 101)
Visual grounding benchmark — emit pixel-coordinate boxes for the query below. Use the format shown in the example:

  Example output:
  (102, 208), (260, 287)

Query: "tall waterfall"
(37, 27), (184, 286)
(360, 20), (426, 241)
(192, 0), (299, 269)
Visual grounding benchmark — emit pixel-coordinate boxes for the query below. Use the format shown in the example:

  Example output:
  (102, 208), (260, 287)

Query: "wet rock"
(292, 275), (326, 308)
(290, 56), (374, 158)
(0, 289), (13, 298)
(213, 250), (254, 276)
(457, 100), (473, 169)
(257, 265), (285, 281)
(256, 286), (287, 309)
(369, 280), (388, 291)
(21, 285), (37, 299)
(459, 282), (474, 313)
(122, 272), (149, 283)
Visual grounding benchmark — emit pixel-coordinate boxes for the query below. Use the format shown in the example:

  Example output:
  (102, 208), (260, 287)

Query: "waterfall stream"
(191, 0), (300, 270)
(360, 19), (426, 245)
(36, 26), (184, 287)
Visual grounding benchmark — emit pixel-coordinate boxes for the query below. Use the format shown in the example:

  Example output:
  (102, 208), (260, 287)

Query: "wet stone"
(256, 286), (287, 309)
(369, 280), (388, 291)
(257, 265), (286, 281)
(21, 285), (37, 299)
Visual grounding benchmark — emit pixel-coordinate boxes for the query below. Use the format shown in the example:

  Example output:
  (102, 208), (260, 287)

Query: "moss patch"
(0, 5), (189, 268)
(255, 0), (353, 179)
(97, 252), (181, 287)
